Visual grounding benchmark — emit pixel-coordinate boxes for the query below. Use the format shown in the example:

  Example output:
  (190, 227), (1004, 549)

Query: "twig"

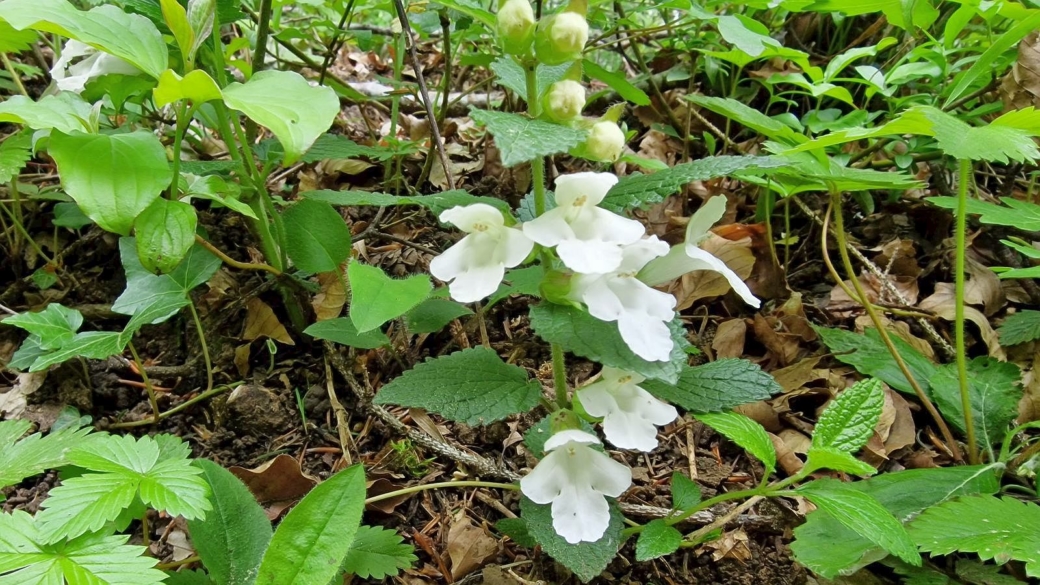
(391, 0), (456, 190)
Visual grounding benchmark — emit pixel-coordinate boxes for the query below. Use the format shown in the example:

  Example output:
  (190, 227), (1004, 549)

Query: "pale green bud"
(583, 121), (625, 162)
(497, 0), (536, 56)
(549, 410), (582, 434)
(543, 80), (585, 123)
(535, 11), (589, 65)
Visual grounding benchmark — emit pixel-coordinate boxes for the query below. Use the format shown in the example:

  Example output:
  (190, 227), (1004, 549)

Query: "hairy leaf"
(348, 262), (431, 333)
(469, 109), (587, 167)
(304, 189), (512, 217)
(520, 497), (622, 583)
(814, 326), (937, 397)
(641, 359), (779, 413)
(696, 412), (776, 475)
(340, 525), (417, 579)
(998, 310), (1040, 345)
(281, 199), (352, 274)
(635, 519), (682, 561)
(813, 378), (884, 453)
(928, 358), (1021, 446)
(305, 318), (390, 349)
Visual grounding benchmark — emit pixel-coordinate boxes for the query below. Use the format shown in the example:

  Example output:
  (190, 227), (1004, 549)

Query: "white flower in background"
(577, 367), (678, 451)
(50, 40), (141, 94)
(520, 429), (631, 544)
(571, 237), (677, 362)
(522, 172), (644, 274)
(430, 203), (534, 303)
(638, 195), (761, 308)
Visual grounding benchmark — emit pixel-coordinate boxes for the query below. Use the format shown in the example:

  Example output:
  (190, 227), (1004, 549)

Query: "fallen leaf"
(230, 454), (317, 519)
(165, 527), (194, 562)
(1000, 31), (1040, 111)
(965, 254), (1005, 316)
(365, 476), (411, 514)
(752, 313), (800, 366)
(736, 400), (782, 432)
(703, 528), (752, 562)
(447, 511), (498, 579)
(712, 319), (747, 359)
(772, 356), (823, 393)
(243, 298), (294, 345)
(312, 268), (347, 321)
(883, 388), (916, 454)
(671, 234), (755, 311)
(920, 283), (1004, 359)
(0, 371), (46, 419)
(1018, 350), (1040, 423)
(233, 344), (251, 378)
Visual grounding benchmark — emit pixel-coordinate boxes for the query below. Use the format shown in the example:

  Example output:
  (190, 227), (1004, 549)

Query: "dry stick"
(390, 0), (456, 190)
(827, 197), (964, 463)
(790, 195), (956, 358)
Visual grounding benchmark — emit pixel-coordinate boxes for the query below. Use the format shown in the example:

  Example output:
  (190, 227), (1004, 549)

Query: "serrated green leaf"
(520, 496), (622, 583)
(0, 420), (93, 489)
(404, 298), (473, 334)
(601, 155), (788, 213)
(998, 310), (1040, 345)
(301, 134), (394, 162)
(528, 303), (686, 384)
(909, 496), (1040, 578)
(954, 558), (1023, 585)
(0, 510), (166, 584)
(0, 0), (168, 77)
(255, 465), (366, 585)
(696, 412), (776, 476)
(487, 265), (545, 307)
(374, 347), (542, 425)
(686, 95), (806, 144)
(2, 304), (83, 350)
(813, 378), (884, 453)
(281, 199), (352, 274)
(303, 189), (513, 217)
(0, 93), (94, 134)
(49, 131), (171, 236)
(924, 108), (1039, 163)
(340, 525), (416, 579)
(163, 569), (215, 585)
(798, 479), (920, 567)
(944, 12), (1040, 108)
(347, 262), (430, 333)
(928, 358), (1021, 446)
(135, 198), (198, 274)
(0, 130), (30, 184)
(791, 465), (1001, 578)
(29, 331), (126, 372)
(496, 518), (537, 548)
(803, 446), (877, 477)
(188, 460), (271, 585)
(671, 472), (701, 511)
(0, 18), (37, 53)
(469, 109), (587, 167)
(305, 318), (389, 349)
(814, 326), (937, 398)
(641, 359), (779, 413)
(635, 519), (681, 561)
(221, 70), (339, 165)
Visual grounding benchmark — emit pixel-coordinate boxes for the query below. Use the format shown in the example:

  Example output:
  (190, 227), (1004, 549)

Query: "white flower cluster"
(430, 170), (761, 544)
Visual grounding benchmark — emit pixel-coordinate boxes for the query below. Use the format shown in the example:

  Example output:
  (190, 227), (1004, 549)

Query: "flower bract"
(577, 367), (678, 451)
(51, 40), (141, 94)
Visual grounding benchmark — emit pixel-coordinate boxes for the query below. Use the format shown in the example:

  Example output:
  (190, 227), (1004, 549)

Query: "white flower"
(50, 40), (141, 94)
(522, 172), (645, 274)
(430, 203), (534, 303)
(638, 195), (761, 308)
(578, 367), (678, 451)
(571, 237), (677, 362)
(520, 429), (631, 544)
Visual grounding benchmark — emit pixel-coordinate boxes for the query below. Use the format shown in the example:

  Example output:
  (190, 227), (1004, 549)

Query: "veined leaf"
(520, 497), (622, 583)
(696, 411), (776, 476)
(303, 188), (512, 217)
(0, 420), (93, 489)
(635, 519), (682, 561)
(998, 310), (1040, 345)
(641, 359), (780, 413)
(347, 262), (430, 333)
(814, 326), (937, 398)
(812, 378), (884, 453)
(2, 304), (83, 350)
(281, 199), (352, 274)
(0, 93), (95, 134)
(928, 358), (1021, 447)
(469, 109), (587, 167)
(340, 525), (417, 580)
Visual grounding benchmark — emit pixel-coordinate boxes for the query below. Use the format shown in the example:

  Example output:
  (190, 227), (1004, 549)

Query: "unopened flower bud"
(535, 11), (588, 65)
(497, 0), (536, 56)
(583, 121), (625, 162)
(543, 80), (585, 122)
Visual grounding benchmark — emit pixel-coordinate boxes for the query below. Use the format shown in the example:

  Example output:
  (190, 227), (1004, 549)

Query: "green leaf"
(487, 265), (545, 307)
(53, 201), (93, 229)
(281, 199), (351, 274)
(373, 347), (542, 426)
(696, 412), (776, 476)
(0, 17), (37, 53)
(304, 318), (390, 349)
(255, 464), (366, 585)
(221, 70), (339, 165)
(520, 496), (622, 583)
(37, 433), (210, 542)
(922, 107), (1039, 164)
(635, 519), (682, 562)
(928, 358), (1021, 447)
(0, 510), (166, 584)
(348, 262), (431, 333)
(29, 331), (126, 372)
(2, 304), (83, 350)
(0, 130), (31, 184)
(8, 336), (48, 371)
(48, 130), (171, 236)
(929, 196), (1040, 232)
(135, 198), (198, 274)
(954, 558), (1025, 585)
(0, 0), (168, 77)
(304, 188), (513, 217)
(181, 174), (257, 219)
(791, 465), (1001, 578)
(798, 479), (920, 567)
(600, 155), (787, 213)
(582, 59), (650, 106)
(813, 378), (884, 453)
(944, 12), (1040, 108)
(803, 446), (877, 477)
(340, 525), (416, 580)
(489, 57), (569, 98)
(159, 0), (193, 66)
(523, 414), (597, 457)
(814, 326), (937, 398)
(404, 298), (473, 334)
(496, 518), (537, 548)
(164, 569), (216, 585)
(154, 69), (222, 107)
(167, 242), (221, 292)
(685, 95), (806, 144)
(469, 109), (587, 167)
(528, 303), (686, 384)
(998, 310), (1040, 345)
(301, 133), (395, 162)
(0, 93), (94, 134)
(671, 472), (701, 511)
(432, 0), (494, 28)
(0, 420), (93, 489)
(909, 496), (1040, 578)
(188, 460), (271, 585)
(641, 359), (779, 413)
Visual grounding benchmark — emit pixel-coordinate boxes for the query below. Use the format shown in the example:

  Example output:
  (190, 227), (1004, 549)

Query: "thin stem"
(0, 196), (53, 265)
(552, 343), (568, 408)
(141, 512), (150, 548)
(1, 53), (29, 97)
(187, 301), (213, 392)
(828, 190), (963, 463)
(194, 234), (281, 275)
(252, 0), (273, 72)
(364, 480), (519, 506)
(128, 342), (161, 425)
(108, 382), (241, 429)
(319, 0), (357, 85)
(955, 159), (980, 464)
(169, 103), (193, 198)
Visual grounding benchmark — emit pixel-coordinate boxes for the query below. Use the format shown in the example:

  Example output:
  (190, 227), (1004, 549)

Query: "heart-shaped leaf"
(348, 262), (431, 333)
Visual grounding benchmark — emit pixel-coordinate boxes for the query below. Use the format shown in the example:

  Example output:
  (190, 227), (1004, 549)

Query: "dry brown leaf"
(1018, 350), (1040, 423)
(853, 315), (936, 360)
(776, 293), (817, 342)
(778, 428), (811, 456)
(920, 283), (1004, 359)
(712, 319), (747, 359)
(447, 512), (498, 579)
(1001, 31), (1040, 111)
(736, 400), (782, 432)
(165, 527), (194, 562)
(671, 234), (755, 311)
(704, 528), (752, 562)
(0, 370), (46, 419)
(365, 476), (411, 514)
(965, 255), (1005, 316)
(883, 389), (916, 454)
(771, 356), (823, 393)
(242, 298), (294, 345)
(230, 454), (318, 519)
(752, 313), (800, 366)
(770, 432), (804, 476)
(312, 269), (347, 321)
(409, 408), (447, 442)
(233, 344), (251, 378)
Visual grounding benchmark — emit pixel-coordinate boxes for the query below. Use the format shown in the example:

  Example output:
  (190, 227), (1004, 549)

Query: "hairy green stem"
(552, 344), (569, 407)
(187, 301), (213, 393)
(364, 480), (519, 506)
(956, 159), (980, 464)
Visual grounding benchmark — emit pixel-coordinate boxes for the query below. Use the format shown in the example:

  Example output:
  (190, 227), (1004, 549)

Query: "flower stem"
(955, 159), (980, 464)
(364, 480), (519, 506)
(552, 343), (568, 407)
(187, 301), (213, 393)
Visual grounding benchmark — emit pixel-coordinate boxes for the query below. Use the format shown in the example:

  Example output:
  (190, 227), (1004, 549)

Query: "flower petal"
(521, 207), (573, 247)
(439, 203), (505, 233)
(498, 227), (535, 267)
(685, 195), (727, 245)
(554, 172), (618, 207)
(429, 235), (476, 283)
(610, 277), (677, 321)
(544, 429), (601, 451)
(626, 385), (679, 426)
(618, 313), (673, 362)
(585, 449), (633, 497)
(601, 409), (661, 451)
(556, 238), (624, 274)
(520, 450), (566, 504)
(576, 381), (617, 419)
(616, 236), (670, 273)
(444, 262), (505, 303)
(551, 484), (611, 543)
(570, 207), (645, 246)
(684, 245), (761, 308)
(580, 276), (624, 322)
